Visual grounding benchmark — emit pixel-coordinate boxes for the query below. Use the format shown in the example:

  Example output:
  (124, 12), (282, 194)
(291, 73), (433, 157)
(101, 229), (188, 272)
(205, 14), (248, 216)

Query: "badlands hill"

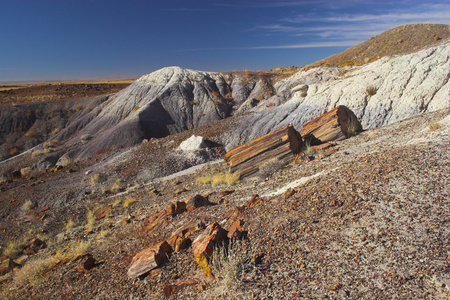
(0, 24), (449, 299)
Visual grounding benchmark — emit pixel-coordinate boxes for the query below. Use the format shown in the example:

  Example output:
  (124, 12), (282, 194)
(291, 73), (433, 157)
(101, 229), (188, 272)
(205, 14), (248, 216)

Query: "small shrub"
(80, 134), (92, 142)
(133, 105), (140, 111)
(368, 131), (377, 137)
(112, 198), (122, 208)
(65, 219), (76, 230)
(50, 128), (61, 137)
(13, 256), (55, 286)
(25, 129), (38, 137)
(8, 147), (18, 156)
(123, 197), (137, 207)
(213, 99), (220, 106)
(74, 105), (81, 111)
(207, 240), (256, 298)
(58, 156), (73, 167)
(434, 35), (441, 41)
(3, 240), (23, 258)
(90, 174), (99, 185)
(85, 209), (96, 232)
(345, 121), (359, 138)
(429, 121), (441, 131)
(20, 167), (31, 177)
(32, 148), (52, 158)
(43, 140), (61, 149)
(111, 183), (120, 194)
(22, 199), (33, 211)
(96, 230), (109, 240)
(366, 86), (377, 96)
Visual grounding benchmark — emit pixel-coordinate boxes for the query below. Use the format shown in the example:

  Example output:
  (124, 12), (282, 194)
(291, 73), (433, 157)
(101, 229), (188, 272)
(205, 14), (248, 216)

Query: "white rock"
(178, 135), (206, 152)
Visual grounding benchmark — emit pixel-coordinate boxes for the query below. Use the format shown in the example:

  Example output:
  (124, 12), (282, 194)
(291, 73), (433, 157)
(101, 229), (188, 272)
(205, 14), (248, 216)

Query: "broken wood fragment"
(301, 106), (362, 145)
(224, 125), (303, 178)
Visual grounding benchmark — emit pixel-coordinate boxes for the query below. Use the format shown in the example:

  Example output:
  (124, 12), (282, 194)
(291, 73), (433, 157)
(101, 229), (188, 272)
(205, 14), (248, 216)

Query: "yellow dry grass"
(196, 172), (240, 187)
(85, 209), (96, 232)
(12, 240), (90, 287)
(123, 197), (137, 207)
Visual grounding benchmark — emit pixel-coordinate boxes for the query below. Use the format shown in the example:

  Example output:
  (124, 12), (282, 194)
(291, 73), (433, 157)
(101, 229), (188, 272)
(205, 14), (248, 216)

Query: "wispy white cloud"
(248, 41), (361, 49)
(178, 40), (361, 52)
(255, 1), (450, 47)
(214, 0), (325, 9)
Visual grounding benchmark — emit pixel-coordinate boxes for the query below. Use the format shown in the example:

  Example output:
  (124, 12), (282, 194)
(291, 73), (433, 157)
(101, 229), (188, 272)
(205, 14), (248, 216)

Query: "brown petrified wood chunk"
(301, 105), (362, 145)
(224, 125), (303, 178)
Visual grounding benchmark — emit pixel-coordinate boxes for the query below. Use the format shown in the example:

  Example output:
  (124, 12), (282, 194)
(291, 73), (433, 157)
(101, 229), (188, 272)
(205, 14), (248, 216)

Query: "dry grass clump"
(111, 182), (121, 194)
(344, 121), (360, 138)
(12, 240), (90, 287)
(96, 230), (109, 240)
(366, 86), (377, 96)
(3, 240), (23, 259)
(85, 209), (96, 232)
(43, 140), (61, 149)
(429, 121), (442, 131)
(21, 199), (33, 212)
(50, 128), (61, 137)
(206, 240), (256, 298)
(123, 197), (137, 207)
(57, 156), (73, 167)
(112, 198), (122, 208)
(196, 172), (240, 187)
(80, 134), (92, 142)
(65, 219), (76, 231)
(31, 148), (52, 158)
(12, 256), (56, 286)
(24, 129), (38, 137)
(20, 167), (31, 177)
(368, 131), (377, 137)
(90, 174), (100, 185)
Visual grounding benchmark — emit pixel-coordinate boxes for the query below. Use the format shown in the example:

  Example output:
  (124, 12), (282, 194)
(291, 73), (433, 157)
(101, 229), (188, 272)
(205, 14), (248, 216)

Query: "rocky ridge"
(221, 40), (450, 150)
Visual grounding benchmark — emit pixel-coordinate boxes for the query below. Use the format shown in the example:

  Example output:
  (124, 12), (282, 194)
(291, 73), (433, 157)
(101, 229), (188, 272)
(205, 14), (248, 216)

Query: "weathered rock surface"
(51, 67), (269, 161)
(222, 41), (450, 150)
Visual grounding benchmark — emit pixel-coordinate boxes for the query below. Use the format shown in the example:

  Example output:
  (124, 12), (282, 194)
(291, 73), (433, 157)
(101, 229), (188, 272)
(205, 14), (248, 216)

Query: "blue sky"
(1, 0), (449, 82)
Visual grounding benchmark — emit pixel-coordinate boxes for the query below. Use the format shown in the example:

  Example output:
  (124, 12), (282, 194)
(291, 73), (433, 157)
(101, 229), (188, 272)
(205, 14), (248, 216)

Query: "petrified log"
(224, 125), (303, 178)
(301, 105), (362, 145)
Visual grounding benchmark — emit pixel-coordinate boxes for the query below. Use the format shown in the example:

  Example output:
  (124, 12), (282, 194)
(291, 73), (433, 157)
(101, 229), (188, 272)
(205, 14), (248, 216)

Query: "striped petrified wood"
(224, 125), (303, 178)
(301, 105), (362, 145)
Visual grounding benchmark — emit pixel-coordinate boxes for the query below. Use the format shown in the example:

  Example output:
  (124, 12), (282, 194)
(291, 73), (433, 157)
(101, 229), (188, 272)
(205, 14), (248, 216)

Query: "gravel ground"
(0, 108), (448, 299)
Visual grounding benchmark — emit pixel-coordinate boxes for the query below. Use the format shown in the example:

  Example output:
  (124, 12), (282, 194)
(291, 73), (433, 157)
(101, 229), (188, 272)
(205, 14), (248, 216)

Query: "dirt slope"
(0, 107), (448, 299)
